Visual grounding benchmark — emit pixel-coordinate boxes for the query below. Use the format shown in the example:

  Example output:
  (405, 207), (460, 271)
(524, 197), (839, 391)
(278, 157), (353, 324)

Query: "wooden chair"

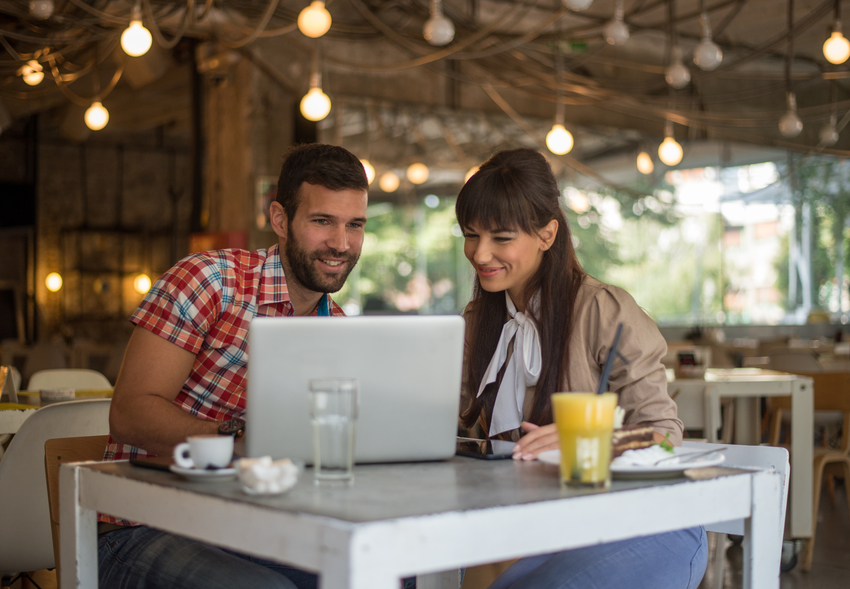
(766, 371), (850, 571)
(44, 435), (109, 589)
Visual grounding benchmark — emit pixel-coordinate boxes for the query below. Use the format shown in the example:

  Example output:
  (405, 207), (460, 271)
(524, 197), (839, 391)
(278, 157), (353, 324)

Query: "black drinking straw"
(596, 323), (624, 395)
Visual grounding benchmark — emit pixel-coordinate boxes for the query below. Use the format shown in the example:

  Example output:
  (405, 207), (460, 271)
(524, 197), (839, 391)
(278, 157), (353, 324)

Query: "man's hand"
(511, 421), (560, 461)
(109, 327), (218, 455)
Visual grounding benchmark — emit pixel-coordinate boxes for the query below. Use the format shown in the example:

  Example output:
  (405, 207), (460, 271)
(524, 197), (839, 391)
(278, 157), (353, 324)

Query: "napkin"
(237, 456), (299, 495)
(610, 445), (679, 467)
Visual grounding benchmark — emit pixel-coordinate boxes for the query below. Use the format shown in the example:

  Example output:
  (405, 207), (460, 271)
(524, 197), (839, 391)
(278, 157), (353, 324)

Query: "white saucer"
(169, 464), (238, 481)
(537, 447), (725, 479)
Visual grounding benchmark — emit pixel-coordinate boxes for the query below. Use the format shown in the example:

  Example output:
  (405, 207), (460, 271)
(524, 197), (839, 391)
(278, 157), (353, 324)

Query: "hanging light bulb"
(603, 1), (629, 46)
(693, 13), (723, 71)
(464, 166), (479, 182)
(134, 273), (152, 294)
(658, 121), (683, 166)
(665, 46), (691, 89)
(45, 272), (63, 292)
(563, 0), (593, 11)
(824, 23), (850, 64)
(819, 114), (840, 146)
(546, 123), (574, 155)
(21, 60), (44, 86)
(407, 163), (429, 184)
(636, 151), (654, 174)
(379, 171), (400, 192)
(85, 101), (109, 131)
(121, 5), (152, 57)
(361, 159), (375, 184)
(298, 1), (332, 38)
(423, 0), (454, 46)
(29, 0), (54, 19)
(300, 52), (331, 122)
(778, 92), (803, 138)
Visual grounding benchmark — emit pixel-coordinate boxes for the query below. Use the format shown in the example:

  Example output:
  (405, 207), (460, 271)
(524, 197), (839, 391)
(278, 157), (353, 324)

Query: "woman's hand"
(512, 422), (559, 461)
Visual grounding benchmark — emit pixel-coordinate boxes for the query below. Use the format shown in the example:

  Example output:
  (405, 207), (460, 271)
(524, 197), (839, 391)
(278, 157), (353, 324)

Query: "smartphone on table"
(455, 437), (514, 460)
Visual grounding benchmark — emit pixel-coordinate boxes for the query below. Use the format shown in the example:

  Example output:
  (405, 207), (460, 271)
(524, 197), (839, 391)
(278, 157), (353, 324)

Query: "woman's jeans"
(98, 526), (418, 589)
(487, 526), (708, 589)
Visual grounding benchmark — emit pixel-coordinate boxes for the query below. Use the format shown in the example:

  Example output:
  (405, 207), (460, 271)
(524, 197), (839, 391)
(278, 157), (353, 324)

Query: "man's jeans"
(98, 526), (417, 589)
(487, 526), (708, 589)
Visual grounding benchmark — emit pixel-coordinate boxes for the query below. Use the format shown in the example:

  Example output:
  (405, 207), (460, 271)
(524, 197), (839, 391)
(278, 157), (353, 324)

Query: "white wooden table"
(61, 458), (782, 589)
(669, 368), (813, 539)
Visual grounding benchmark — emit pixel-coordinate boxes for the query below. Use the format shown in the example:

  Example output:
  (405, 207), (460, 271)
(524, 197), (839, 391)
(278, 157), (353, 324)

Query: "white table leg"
(704, 385), (719, 443)
(60, 464), (98, 589)
(743, 470), (782, 589)
(734, 397), (760, 445)
(789, 378), (814, 539)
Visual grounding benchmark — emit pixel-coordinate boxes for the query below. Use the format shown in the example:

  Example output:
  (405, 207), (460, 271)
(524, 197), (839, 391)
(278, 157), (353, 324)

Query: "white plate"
(169, 464), (237, 481)
(536, 447), (725, 479)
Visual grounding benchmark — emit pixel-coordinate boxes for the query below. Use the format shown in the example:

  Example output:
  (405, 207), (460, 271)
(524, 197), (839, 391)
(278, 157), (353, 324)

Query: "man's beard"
(284, 233), (359, 294)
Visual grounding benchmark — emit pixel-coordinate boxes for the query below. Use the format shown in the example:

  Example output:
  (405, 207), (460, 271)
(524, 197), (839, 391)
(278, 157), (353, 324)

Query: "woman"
(456, 148), (707, 589)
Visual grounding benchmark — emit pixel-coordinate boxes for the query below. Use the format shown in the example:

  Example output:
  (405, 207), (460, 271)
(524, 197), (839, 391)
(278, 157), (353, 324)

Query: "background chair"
(0, 399), (110, 587)
(44, 435), (109, 589)
(765, 371), (850, 571)
(27, 368), (111, 391)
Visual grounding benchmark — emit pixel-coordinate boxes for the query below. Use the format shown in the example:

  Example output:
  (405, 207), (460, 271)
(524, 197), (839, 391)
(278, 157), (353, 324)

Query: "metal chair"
(0, 399), (110, 588)
(27, 368), (111, 391)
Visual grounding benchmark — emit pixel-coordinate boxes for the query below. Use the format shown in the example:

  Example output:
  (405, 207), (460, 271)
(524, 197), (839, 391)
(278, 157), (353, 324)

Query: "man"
(98, 143), (369, 589)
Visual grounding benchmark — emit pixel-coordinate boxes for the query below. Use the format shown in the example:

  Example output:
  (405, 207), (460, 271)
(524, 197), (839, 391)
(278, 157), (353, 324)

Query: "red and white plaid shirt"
(100, 244), (343, 524)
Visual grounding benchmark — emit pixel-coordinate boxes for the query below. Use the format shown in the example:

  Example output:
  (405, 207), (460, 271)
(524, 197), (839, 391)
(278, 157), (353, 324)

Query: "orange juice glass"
(552, 393), (617, 488)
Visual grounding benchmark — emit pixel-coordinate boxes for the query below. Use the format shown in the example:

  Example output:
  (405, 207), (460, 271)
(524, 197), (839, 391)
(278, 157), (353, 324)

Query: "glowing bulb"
(84, 101), (109, 131)
(824, 28), (850, 65)
(564, 0), (593, 10)
(779, 93), (803, 138)
(694, 37), (723, 71)
(134, 274), (152, 294)
(22, 60), (43, 86)
(658, 137), (683, 166)
(546, 123), (574, 155)
(379, 171), (400, 192)
(121, 20), (152, 57)
(819, 115), (839, 146)
(464, 166), (479, 182)
(636, 151), (654, 174)
(407, 163), (429, 184)
(45, 272), (63, 292)
(298, 1), (332, 38)
(361, 159), (375, 184)
(665, 58), (690, 89)
(300, 87), (331, 121)
(29, 0), (53, 19)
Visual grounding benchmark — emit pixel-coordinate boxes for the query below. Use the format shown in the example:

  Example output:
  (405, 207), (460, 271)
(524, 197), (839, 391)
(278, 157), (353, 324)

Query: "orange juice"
(552, 393), (617, 488)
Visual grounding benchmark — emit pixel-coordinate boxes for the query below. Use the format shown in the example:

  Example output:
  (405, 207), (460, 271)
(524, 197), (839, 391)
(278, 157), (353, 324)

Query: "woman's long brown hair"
(456, 148), (585, 430)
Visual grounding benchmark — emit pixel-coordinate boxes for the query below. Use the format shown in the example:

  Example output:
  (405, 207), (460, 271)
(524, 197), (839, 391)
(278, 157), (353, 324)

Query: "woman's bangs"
(456, 172), (536, 234)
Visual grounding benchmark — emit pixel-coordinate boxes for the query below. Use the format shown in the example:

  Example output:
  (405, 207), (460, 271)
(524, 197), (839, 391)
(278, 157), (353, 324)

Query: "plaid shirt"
(100, 245), (343, 525)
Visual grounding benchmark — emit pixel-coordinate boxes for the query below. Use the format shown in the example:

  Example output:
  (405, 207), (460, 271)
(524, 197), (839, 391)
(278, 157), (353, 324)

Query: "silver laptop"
(246, 315), (465, 464)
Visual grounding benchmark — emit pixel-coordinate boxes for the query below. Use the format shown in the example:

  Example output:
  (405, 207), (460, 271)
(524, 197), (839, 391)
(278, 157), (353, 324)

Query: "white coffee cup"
(173, 435), (233, 470)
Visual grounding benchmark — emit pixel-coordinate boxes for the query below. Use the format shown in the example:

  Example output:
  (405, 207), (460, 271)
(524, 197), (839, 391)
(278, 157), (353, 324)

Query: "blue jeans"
(487, 526), (708, 589)
(98, 526), (418, 589)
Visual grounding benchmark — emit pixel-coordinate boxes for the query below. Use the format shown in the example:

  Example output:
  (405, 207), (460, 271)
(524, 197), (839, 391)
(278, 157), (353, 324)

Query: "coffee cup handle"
(173, 442), (194, 469)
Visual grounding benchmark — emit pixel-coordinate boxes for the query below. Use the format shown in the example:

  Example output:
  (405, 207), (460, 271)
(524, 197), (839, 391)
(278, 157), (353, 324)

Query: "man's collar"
(257, 243), (292, 307)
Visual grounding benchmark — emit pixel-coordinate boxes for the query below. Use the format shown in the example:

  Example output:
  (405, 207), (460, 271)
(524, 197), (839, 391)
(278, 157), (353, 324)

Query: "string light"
(603, 0), (629, 46)
(121, 5), (152, 57)
(564, 0), (593, 10)
(300, 50), (331, 121)
(636, 151), (654, 174)
(665, 46), (690, 89)
(778, 92), (803, 138)
(693, 13), (723, 71)
(298, 1), (332, 39)
(21, 60), (43, 86)
(361, 159), (375, 184)
(464, 166), (479, 182)
(423, 0), (454, 46)
(84, 101), (109, 131)
(45, 272), (63, 292)
(824, 26), (850, 64)
(819, 114), (840, 145)
(29, 0), (53, 20)
(658, 122), (683, 166)
(379, 171), (400, 192)
(134, 274), (152, 294)
(407, 163), (429, 184)
(546, 124), (574, 155)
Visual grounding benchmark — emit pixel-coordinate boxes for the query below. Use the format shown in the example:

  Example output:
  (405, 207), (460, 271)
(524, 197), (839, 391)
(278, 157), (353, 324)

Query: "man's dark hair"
(276, 143), (369, 220)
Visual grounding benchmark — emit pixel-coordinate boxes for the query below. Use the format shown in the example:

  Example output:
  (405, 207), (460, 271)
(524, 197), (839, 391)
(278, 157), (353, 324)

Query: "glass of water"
(309, 378), (358, 484)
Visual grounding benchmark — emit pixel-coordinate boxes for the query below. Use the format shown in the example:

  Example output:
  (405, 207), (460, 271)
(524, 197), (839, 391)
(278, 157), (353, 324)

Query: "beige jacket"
(462, 275), (683, 444)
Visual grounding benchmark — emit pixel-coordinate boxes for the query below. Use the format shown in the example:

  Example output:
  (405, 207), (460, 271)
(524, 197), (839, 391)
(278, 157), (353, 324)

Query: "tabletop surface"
(81, 458), (750, 525)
